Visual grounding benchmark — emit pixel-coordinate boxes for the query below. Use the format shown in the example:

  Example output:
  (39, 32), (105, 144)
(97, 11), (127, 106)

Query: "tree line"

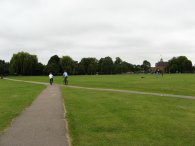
(166, 56), (193, 73)
(0, 51), (194, 76)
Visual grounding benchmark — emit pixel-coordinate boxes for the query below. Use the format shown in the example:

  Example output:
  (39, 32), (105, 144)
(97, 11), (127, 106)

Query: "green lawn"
(9, 74), (195, 96)
(3, 75), (195, 145)
(0, 79), (45, 132)
(62, 87), (195, 146)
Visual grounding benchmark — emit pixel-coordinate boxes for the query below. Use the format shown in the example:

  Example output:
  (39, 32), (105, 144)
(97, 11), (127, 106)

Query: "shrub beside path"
(0, 84), (69, 146)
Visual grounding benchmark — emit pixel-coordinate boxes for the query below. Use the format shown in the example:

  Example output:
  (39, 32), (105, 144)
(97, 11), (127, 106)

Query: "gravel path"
(0, 84), (69, 146)
(67, 85), (195, 100)
(4, 78), (49, 85)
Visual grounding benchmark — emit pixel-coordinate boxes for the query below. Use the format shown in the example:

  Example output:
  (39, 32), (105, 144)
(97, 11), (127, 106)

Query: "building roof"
(155, 58), (168, 67)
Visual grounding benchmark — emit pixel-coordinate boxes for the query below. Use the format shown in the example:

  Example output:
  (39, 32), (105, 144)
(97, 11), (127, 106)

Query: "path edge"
(60, 86), (73, 146)
(0, 84), (47, 135)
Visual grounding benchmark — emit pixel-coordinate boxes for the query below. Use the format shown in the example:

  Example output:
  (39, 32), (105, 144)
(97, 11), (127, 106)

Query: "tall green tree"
(113, 57), (135, 74)
(72, 61), (79, 75)
(166, 56), (193, 73)
(45, 55), (61, 75)
(121, 61), (130, 73)
(98, 57), (113, 74)
(133, 65), (142, 73)
(35, 63), (45, 75)
(60, 56), (75, 75)
(9, 52), (38, 75)
(167, 57), (178, 73)
(182, 59), (192, 73)
(79, 58), (98, 75)
(115, 57), (123, 64)
(114, 57), (123, 74)
(141, 60), (151, 73)
(166, 56), (192, 73)
(128, 63), (135, 72)
(0, 60), (5, 75)
(4, 62), (9, 75)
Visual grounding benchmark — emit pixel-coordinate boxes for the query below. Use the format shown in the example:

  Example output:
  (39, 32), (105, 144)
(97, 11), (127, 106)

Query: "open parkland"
(0, 74), (195, 146)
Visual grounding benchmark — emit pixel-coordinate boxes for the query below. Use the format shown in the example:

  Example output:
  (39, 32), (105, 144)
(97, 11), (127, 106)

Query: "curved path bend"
(67, 85), (195, 100)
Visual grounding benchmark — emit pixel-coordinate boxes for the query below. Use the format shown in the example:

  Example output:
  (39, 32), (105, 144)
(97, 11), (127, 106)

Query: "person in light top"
(63, 70), (68, 85)
(49, 73), (53, 85)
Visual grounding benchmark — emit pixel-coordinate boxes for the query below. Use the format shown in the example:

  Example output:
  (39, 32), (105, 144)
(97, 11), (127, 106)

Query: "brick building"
(155, 58), (168, 73)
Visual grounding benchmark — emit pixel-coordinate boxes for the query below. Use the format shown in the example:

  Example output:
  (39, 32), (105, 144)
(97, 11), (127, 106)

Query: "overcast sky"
(0, 0), (195, 66)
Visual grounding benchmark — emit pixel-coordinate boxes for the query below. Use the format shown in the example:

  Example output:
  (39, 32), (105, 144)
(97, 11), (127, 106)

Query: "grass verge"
(62, 87), (195, 146)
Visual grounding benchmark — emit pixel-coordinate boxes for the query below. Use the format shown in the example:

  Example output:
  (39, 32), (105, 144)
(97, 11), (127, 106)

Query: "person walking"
(49, 73), (54, 85)
(63, 71), (68, 85)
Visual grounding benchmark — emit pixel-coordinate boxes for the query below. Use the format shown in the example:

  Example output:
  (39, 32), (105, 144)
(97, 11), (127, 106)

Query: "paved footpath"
(0, 85), (69, 146)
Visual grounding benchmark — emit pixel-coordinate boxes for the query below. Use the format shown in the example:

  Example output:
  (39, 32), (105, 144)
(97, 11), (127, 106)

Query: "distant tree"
(166, 57), (178, 73)
(98, 58), (104, 74)
(0, 60), (5, 75)
(35, 63), (45, 75)
(78, 63), (85, 75)
(9, 52), (38, 75)
(4, 62), (9, 75)
(79, 58), (98, 75)
(114, 57), (123, 64)
(60, 56), (75, 75)
(114, 57), (123, 74)
(182, 59), (192, 73)
(177, 56), (188, 73)
(0, 60), (11, 75)
(121, 61), (130, 73)
(45, 55), (61, 75)
(128, 63), (135, 72)
(166, 56), (192, 73)
(98, 57), (113, 74)
(72, 61), (79, 75)
(133, 65), (142, 73)
(141, 60), (151, 73)
(192, 66), (195, 73)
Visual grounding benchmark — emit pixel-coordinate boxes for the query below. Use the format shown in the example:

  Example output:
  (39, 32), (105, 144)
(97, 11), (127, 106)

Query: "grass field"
(62, 87), (195, 146)
(9, 74), (195, 96)
(0, 79), (45, 132)
(5, 74), (195, 145)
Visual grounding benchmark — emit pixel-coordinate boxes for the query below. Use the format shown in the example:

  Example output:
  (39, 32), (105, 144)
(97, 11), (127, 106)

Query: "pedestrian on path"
(49, 73), (54, 85)
(63, 70), (68, 85)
